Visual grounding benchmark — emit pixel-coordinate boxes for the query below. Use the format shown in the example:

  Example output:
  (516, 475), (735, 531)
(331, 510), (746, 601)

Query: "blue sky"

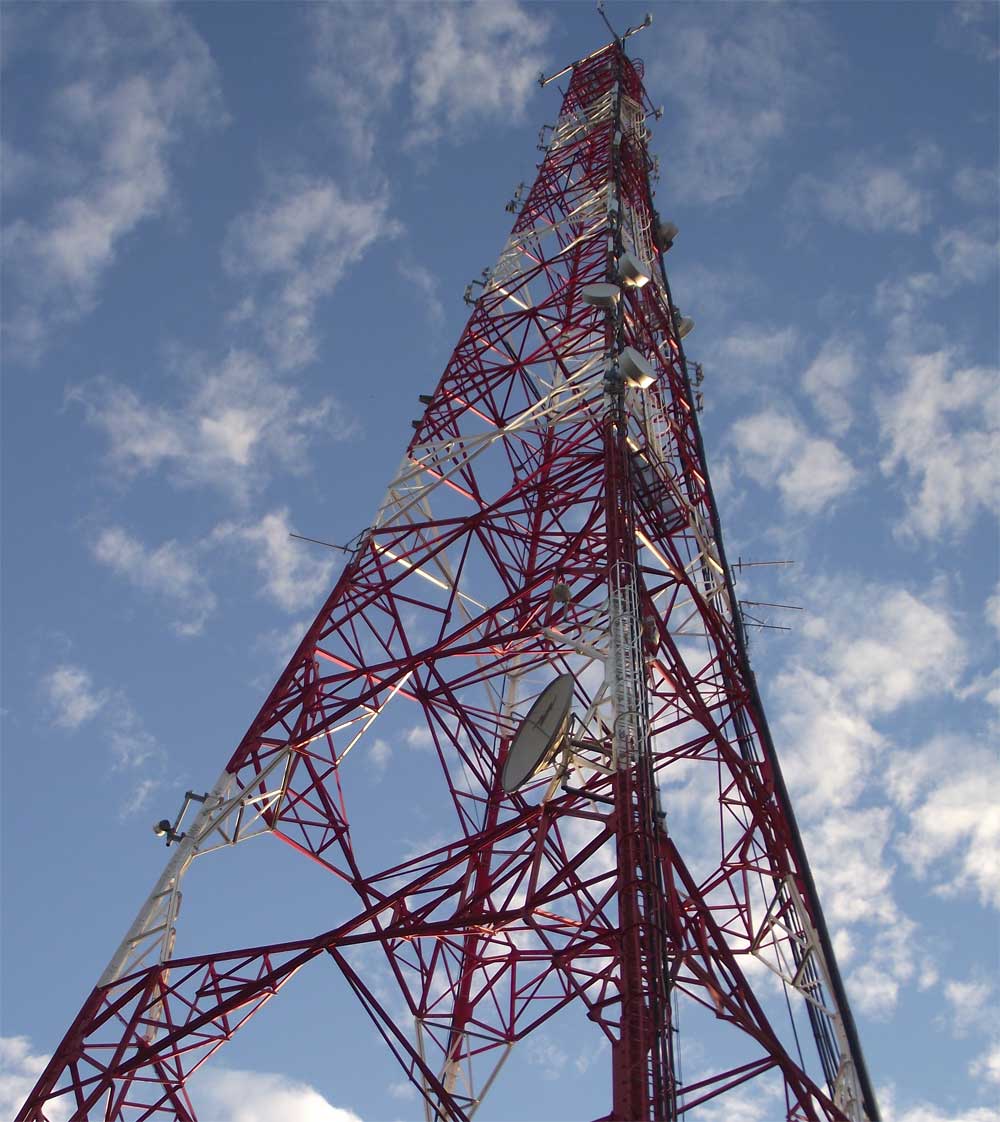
(1, 2), (997, 1120)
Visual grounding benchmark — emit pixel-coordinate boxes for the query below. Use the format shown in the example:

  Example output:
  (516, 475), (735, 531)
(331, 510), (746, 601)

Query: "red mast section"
(18, 37), (878, 1122)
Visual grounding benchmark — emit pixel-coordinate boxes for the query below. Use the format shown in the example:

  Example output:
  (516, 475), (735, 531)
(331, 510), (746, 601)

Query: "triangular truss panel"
(18, 39), (879, 1122)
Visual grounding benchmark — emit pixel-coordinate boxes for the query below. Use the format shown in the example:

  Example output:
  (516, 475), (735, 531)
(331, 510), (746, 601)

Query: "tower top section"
(539, 5), (654, 90)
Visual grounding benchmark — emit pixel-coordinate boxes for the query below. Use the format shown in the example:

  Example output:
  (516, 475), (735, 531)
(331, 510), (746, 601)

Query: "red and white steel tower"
(19, 31), (879, 1122)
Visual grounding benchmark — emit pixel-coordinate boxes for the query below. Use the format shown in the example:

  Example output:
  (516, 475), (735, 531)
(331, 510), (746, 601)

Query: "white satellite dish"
(501, 674), (575, 793)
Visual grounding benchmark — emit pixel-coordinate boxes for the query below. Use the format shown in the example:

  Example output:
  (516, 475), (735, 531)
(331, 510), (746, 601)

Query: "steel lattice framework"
(19, 39), (879, 1122)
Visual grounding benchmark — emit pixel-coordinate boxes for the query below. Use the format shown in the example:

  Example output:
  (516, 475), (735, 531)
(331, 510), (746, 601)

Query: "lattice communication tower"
(19, 31), (879, 1122)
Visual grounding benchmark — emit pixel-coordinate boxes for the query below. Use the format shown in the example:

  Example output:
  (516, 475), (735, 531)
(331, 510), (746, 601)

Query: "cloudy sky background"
(2, 2), (997, 1120)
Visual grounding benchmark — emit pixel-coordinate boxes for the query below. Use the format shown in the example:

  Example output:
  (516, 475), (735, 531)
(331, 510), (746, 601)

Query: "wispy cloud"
(701, 323), (800, 403)
(801, 336), (860, 435)
(877, 349), (999, 541)
(397, 259), (445, 326)
(970, 1041), (1000, 1087)
(0, 137), (36, 195)
(717, 325), (799, 367)
(648, 5), (834, 204)
(878, 1084), (1000, 1122)
(225, 176), (401, 370)
(402, 2), (550, 147)
(308, 1), (550, 162)
(92, 525), (217, 636)
(307, 2), (406, 166)
(774, 578), (970, 1015)
(935, 222), (1000, 285)
(40, 659), (164, 817)
(0, 1036), (70, 1122)
(952, 165), (998, 208)
(212, 509), (336, 613)
(43, 664), (109, 729)
(369, 737), (393, 778)
(1, 5), (224, 361)
(791, 151), (935, 235)
(887, 736), (1000, 909)
(813, 586), (966, 717)
(942, 976), (995, 1037)
(938, 0), (1000, 64)
(523, 1032), (569, 1080)
(987, 586), (1000, 638)
(728, 408), (858, 514)
(875, 271), (942, 354)
(774, 582), (965, 816)
(194, 1064), (363, 1122)
(0, 1039), (364, 1122)
(71, 349), (346, 499)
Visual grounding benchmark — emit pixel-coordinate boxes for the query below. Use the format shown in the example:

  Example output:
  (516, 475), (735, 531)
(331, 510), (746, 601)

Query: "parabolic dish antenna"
(501, 674), (575, 793)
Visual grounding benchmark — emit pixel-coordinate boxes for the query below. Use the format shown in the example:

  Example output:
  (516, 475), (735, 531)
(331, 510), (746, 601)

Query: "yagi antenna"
(732, 557), (795, 574)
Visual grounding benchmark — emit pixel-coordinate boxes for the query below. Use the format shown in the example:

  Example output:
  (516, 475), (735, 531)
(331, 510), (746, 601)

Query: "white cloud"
(880, 1080), (1000, 1122)
(398, 259), (445, 326)
(43, 663), (108, 728)
(971, 1041), (1000, 1086)
(0, 1036), (70, 1122)
(775, 581), (965, 812)
(39, 657), (164, 813)
(770, 578), (976, 1014)
(403, 2), (549, 147)
(793, 155), (933, 235)
(72, 349), (345, 498)
(1, 5), (223, 360)
(717, 325), (799, 367)
(939, 0), (1000, 64)
(225, 176), (401, 369)
(729, 408), (857, 514)
(370, 737), (392, 776)
(943, 977), (995, 1036)
(308, 2), (549, 160)
(846, 908), (936, 1022)
(648, 5), (832, 204)
(405, 725), (434, 750)
(771, 571), (997, 924)
(821, 588), (966, 716)
(0, 138), (37, 195)
(802, 337), (860, 435)
(107, 703), (160, 770)
(664, 260), (755, 324)
(774, 665), (884, 814)
(935, 222), (1000, 285)
(677, 1073), (783, 1122)
(952, 166), (998, 208)
(387, 1079), (417, 1101)
(308, 4), (406, 165)
(523, 1032), (569, 1079)
(119, 776), (160, 819)
(877, 349), (999, 540)
(212, 510), (336, 613)
(253, 617), (313, 677)
(987, 586), (1000, 638)
(92, 525), (216, 636)
(886, 736), (1000, 908)
(0, 1045), (363, 1122)
(875, 271), (942, 353)
(803, 808), (897, 929)
(195, 1067), (363, 1122)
